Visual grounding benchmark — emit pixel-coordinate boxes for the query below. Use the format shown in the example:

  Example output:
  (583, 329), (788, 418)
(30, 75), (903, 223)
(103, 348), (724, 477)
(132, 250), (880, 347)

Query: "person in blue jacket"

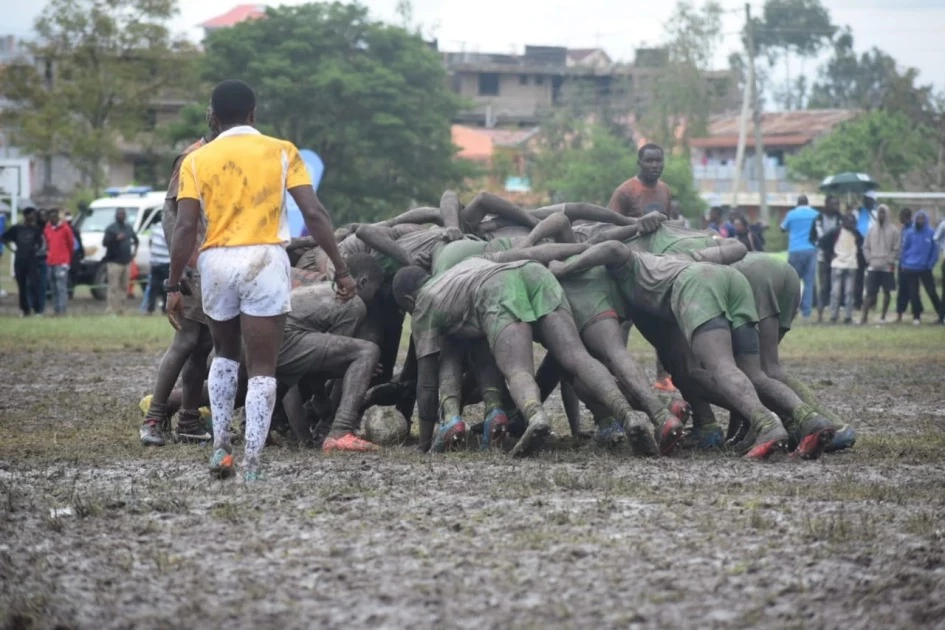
(897, 210), (942, 325)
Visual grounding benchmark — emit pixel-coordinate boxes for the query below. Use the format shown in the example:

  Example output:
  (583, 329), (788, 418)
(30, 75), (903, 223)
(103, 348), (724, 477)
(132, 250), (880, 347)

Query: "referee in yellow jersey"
(167, 80), (357, 481)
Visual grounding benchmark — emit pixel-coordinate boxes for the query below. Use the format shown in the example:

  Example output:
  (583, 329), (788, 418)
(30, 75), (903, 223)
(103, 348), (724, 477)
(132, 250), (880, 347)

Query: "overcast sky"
(5, 0), (944, 92)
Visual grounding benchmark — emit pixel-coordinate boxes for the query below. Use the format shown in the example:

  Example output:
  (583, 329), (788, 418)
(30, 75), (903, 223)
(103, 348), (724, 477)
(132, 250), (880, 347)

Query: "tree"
(0, 0), (195, 194)
(200, 2), (464, 223)
(750, 0), (836, 109)
(662, 155), (707, 220)
(787, 110), (936, 189)
(643, 1), (724, 150)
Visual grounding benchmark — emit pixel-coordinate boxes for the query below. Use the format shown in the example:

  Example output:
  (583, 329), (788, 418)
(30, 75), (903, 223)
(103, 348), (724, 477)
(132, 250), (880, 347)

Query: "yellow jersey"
(178, 126), (312, 250)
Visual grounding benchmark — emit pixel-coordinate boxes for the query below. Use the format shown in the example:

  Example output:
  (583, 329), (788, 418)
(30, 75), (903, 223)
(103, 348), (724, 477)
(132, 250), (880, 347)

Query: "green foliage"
(0, 0), (195, 194)
(662, 156), (707, 220)
(643, 1), (724, 149)
(200, 3), (464, 223)
(787, 110), (936, 189)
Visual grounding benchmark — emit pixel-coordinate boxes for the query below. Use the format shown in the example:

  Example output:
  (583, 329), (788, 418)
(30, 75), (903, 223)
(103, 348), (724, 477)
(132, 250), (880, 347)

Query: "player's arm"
(378, 207), (443, 228)
(516, 213), (577, 247)
(415, 350), (440, 453)
(289, 186), (351, 282)
(532, 202), (635, 227)
(588, 224), (641, 244)
(439, 190), (462, 233)
(548, 241), (630, 278)
(355, 225), (414, 266)
(460, 192), (539, 234)
(488, 243), (590, 265)
(688, 239), (748, 265)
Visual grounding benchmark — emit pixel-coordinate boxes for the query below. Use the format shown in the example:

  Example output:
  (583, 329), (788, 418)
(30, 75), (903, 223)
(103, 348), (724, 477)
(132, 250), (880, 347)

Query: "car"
(73, 186), (166, 300)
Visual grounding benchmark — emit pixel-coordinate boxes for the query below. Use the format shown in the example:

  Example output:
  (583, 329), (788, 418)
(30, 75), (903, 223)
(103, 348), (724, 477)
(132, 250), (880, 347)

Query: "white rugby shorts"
(198, 244), (291, 321)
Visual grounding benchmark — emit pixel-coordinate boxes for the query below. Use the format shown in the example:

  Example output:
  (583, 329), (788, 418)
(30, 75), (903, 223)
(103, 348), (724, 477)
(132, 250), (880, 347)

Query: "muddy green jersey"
(626, 222), (720, 255)
(431, 237), (515, 276)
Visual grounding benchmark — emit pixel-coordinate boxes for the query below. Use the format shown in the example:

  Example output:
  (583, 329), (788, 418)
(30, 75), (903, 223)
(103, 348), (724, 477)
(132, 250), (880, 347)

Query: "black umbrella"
(819, 172), (878, 194)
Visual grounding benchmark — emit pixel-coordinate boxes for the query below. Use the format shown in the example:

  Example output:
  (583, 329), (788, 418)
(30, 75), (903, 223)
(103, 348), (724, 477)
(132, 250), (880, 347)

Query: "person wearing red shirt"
(43, 208), (76, 315)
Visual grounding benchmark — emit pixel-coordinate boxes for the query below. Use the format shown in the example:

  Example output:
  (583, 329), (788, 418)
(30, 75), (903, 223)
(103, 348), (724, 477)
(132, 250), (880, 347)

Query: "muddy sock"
(177, 409), (202, 432)
(523, 400), (544, 424)
(243, 376), (277, 471)
(440, 395), (462, 419)
(208, 357), (239, 451)
(482, 388), (503, 415)
(145, 400), (167, 424)
(782, 374), (843, 426)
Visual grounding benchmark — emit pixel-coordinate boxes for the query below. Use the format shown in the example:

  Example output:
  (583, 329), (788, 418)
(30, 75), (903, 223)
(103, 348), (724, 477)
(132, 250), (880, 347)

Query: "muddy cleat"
(681, 423), (725, 451)
(654, 376), (677, 392)
(430, 416), (467, 454)
(243, 470), (261, 483)
(176, 413), (212, 444)
(209, 448), (235, 479)
(825, 425), (856, 453)
(790, 413), (837, 461)
(139, 420), (166, 447)
(656, 412), (684, 456)
(593, 419), (627, 447)
(511, 414), (551, 458)
(736, 412), (789, 461)
(669, 400), (692, 424)
(480, 409), (510, 451)
(322, 432), (380, 453)
(625, 417), (659, 457)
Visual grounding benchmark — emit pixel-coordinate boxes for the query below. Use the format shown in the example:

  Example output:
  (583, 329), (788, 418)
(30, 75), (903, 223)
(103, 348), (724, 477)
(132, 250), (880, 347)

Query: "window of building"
(535, 75), (545, 86)
(519, 74), (529, 85)
(478, 73), (500, 96)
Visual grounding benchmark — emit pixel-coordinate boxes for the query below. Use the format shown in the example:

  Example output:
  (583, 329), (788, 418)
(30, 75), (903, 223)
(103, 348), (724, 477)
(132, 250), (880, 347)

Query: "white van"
(74, 186), (166, 300)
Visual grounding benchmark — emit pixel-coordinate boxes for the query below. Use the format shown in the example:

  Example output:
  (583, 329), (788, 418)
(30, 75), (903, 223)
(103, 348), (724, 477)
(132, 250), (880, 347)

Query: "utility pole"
(730, 7), (752, 211)
(746, 3), (769, 225)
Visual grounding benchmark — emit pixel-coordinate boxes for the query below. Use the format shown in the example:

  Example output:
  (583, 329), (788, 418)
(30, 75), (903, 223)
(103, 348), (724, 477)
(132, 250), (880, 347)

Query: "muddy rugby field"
(1, 298), (944, 629)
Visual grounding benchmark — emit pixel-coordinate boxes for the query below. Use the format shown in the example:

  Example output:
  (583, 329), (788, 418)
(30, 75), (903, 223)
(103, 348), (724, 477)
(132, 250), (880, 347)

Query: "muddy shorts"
(476, 262), (570, 351)
(277, 328), (348, 387)
(733, 253), (800, 332)
(198, 244), (291, 321)
(182, 270), (208, 325)
(671, 264), (758, 343)
(559, 262), (625, 332)
(866, 269), (895, 298)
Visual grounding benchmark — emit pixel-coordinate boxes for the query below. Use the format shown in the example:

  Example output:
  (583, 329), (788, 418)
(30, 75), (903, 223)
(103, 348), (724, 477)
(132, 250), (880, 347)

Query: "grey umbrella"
(819, 172), (878, 194)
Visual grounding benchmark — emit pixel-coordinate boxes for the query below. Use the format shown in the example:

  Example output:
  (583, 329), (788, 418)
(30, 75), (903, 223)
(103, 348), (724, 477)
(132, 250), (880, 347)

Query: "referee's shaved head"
(210, 80), (256, 127)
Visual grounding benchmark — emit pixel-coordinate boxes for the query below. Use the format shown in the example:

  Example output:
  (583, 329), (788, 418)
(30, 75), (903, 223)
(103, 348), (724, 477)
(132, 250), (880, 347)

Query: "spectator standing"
(852, 192), (877, 310)
(894, 208), (914, 322)
(146, 221), (170, 314)
(780, 195), (819, 320)
(43, 208), (76, 315)
(821, 212), (863, 324)
(897, 210), (943, 325)
(707, 207), (724, 234)
(34, 209), (49, 315)
(810, 195), (842, 322)
(102, 209), (139, 315)
(65, 212), (84, 299)
(0, 210), (7, 298)
(934, 215), (945, 301)
(0, 207), (45, 316)
(733, 214), (764, 252)
(860, 204), (900, 324)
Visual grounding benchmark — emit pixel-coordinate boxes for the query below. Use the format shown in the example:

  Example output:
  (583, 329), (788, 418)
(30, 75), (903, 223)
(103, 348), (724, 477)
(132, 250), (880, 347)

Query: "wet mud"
(1, 345), (944, 629)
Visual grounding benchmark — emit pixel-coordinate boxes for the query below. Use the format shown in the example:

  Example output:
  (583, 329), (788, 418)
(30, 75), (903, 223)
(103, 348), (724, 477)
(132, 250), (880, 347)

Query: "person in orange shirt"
(608, 143), (677, 393)
(166, 80), (357, 481)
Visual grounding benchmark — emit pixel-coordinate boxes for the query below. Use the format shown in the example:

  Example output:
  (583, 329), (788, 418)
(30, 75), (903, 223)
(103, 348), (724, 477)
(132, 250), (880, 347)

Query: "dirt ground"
(2, 311), (945, 628)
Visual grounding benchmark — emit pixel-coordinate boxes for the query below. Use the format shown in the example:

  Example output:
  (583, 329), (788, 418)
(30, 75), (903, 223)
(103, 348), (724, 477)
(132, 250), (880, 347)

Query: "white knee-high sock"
(244, 376), (277, 469)
(208, 357), (240, 450)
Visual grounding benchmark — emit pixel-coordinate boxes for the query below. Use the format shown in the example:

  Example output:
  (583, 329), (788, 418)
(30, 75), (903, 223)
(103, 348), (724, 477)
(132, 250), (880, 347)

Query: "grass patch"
(0, 315), (174, 352)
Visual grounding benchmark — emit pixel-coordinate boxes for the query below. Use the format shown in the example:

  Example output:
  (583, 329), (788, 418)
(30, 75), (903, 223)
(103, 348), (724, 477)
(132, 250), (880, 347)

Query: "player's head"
(115, 208), (127, 224)
(47, 208), (60, 224)
(345, 253), (384, 303)
(22, 207), (36, 225)
(899, 207), (912, 226)
(637, 143), (664, 184)
(391, 266), (431, 313)
(876, 204), (888, 225)
(825, 195), (840, 214)
(797, 195), (808, 207)
(841, 212), (857, 231)
(209, 80), (257, 129)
